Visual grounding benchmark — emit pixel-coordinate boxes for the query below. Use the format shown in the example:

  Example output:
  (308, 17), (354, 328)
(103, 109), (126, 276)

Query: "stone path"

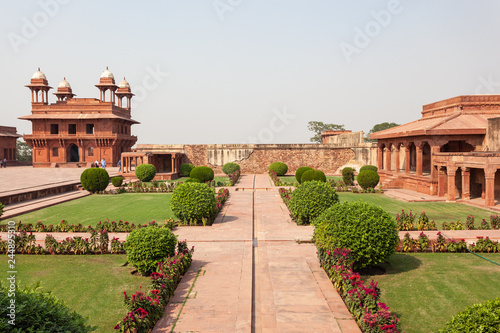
(153, 175), (360, 333)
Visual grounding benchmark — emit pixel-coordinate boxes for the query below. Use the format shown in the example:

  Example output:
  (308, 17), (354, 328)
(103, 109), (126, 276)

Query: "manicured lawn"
(278, 175), (342, 184)
(0, 255), (148, 333)
(361, 253), (500, 333)
(337, 192), (494, 229)
(9, 193), (175, 227)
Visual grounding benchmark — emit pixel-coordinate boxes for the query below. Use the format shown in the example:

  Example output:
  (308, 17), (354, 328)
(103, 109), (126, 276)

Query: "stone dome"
(100, 67), (114, 79)
(118, 78), (130, 88)
(58, 77), (71, 89)
(32, 68), (46, 80)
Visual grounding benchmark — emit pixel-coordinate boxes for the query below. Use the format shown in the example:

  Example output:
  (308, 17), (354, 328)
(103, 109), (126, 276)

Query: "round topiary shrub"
(125, 226), (177, 275)
(185, 178), (201, 183)
(295, 166), (313, 183)
(80, 168), (109, 193)
(301, 169), (327, 183)
(170, 182), (216, 222)
(357, 170), (380, 189)
(111, 176), (123, 187)
(342, 167), (355, 186)
(190, 166), (214, 183)
(289, 181), (339, 225)
(135, 164), (156, 182)
(180, 163), (195, 177)
(0, 283), (94, 332)
(440, 298), (500, 333)
(269, 162), (288, 176)
(222, 162), (240, 175)
(314, 201), (399, 270)
(359, 165), (378, 172)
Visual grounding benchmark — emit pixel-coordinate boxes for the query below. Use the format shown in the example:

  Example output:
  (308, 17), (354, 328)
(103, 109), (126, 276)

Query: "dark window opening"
(52, 147), (59, 157)
(68, 124), (77, 134)
(50, 124), (59, 134)
(86, 124), (94, 134)
(88, 147), (94, 157)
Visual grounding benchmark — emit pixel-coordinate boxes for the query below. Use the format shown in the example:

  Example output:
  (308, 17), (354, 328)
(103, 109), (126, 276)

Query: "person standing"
(95, 159), (99, 168)
(117, 160), (121, 172)
(101, 158), (106, 169)
(3, 158), (6, 168)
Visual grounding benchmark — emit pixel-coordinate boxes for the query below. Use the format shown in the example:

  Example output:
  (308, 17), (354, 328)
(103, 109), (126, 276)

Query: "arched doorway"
(68, 144), (79, 162)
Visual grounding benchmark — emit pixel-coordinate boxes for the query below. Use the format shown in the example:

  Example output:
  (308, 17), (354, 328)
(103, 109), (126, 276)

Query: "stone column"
(462, 168), (470, 200)
(485, 168), (496, 206)
(405, 145), (411, 174)
(394, 145), (400, 173)
(447, 165), (457, 201)
(171, 155), (175, 173)
(438, 167), (447, 197)
(385, 144), (392, 171)
(430, 146), (440, 180)
(416, 145), (423, 176)
(377, 145), (383, 170)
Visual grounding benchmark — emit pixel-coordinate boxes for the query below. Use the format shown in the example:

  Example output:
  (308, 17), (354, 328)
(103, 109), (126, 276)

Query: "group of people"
(91, 158), (122, 171)
(0, 158), (7, 168)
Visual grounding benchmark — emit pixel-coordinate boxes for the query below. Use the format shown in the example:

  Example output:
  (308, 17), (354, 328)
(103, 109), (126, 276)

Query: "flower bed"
(396, 211), (499, 231)
(115, 241), (194, 332)
(317, 248), (401, 332)
(398, 232), (500, 253)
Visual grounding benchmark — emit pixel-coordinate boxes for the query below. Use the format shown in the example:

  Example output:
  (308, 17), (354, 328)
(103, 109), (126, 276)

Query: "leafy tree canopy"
(16, 140), (32, 162)
(365, 122), (400, 142)
(308, 121), (345, 143)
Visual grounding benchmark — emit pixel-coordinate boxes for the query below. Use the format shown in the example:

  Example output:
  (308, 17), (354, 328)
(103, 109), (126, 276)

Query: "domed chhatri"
(54, 77), (75, 101)
(31, 67), (47, 80)
(118, 77), (130, 88)
(100, 66), (114, 79)
(58, 77), (71, 89)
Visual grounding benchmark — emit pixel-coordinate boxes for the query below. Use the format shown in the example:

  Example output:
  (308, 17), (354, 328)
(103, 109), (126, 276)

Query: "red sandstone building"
(19, 68), (139, 167)
(371, 95), (500, 207)
(0, 126), (21, 163)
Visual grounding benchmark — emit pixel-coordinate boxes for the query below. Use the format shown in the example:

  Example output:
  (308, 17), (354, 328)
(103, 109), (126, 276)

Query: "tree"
(365, 122), (400, 142)
(16, 140), (32, 162)
(308, 121), (345, 143)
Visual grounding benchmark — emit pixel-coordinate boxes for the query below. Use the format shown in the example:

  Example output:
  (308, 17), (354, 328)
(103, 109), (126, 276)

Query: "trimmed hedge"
(170, 182), (216, 222)
(125, 226), (177, 275)
(314, 201), (399, 270)
(301, 169), (326, 183)
(190, 166), (214, 183)
(135, 164), (156, 182)
(269, 162), (288, 176)
(289, 181), (338, 225)
(80, 168), (109, 193)
(295, 167), (313, 183)
(440, 298), (500, 332)
(359, 165), (378, 172)
(0, 283), (94, 332)
(357, 170), (380, 189)
(185, 178), (201, 183)
(222, 162), (240, 175)
(341, 167), (355, 186)
(180, 163), (195, 177)
(111, 176), (123, 187)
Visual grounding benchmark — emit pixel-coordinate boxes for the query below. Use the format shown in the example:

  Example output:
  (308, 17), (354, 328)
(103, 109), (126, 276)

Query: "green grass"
(278, 175), (343, 184)
(337, 192), (493, 229)
(361, 253), (500, 333)
(9, 194), (175, 227)
(0, 255), (148, 333)
(162, 176), (229, 184)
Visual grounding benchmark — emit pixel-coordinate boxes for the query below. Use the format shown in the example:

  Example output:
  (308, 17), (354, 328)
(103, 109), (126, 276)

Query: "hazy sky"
(2, 0), (500, 145)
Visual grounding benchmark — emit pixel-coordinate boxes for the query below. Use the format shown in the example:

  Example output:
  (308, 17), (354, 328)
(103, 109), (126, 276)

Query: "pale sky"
(1, 0), (500, 145)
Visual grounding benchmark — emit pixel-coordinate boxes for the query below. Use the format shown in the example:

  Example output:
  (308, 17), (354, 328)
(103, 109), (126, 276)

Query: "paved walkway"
(153, 175), (360, 333)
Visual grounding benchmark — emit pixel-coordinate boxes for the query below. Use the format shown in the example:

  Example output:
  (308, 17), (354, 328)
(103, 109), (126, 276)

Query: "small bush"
(269, 162), (288, 176)
(185, 178), (201, 183)
(0, 282), (94, 332)
(289, 181), (338, 225)
(125, 226), (177, 275)
(359, 165), (378, 172)
(80, 168), (109, 193)
(342, 167), (355, 186)
(439, 298), (500, 333)
(135, 164), (156, 182)
(190, 166), (214, 183)
(170, 182), (216, 222)
(180, 163), (195, 177)
(0, 202), (4, 219)
(222, 162), (240, 175)
(111, 176), (123, 187)
(314, 201), (399, 270)
(357, 170), (380, 189)
(295, 167), (313, 183)
(301, 169), (327, 183)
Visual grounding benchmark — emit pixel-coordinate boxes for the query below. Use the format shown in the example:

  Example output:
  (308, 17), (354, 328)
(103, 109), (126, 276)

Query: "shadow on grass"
(360, 254), (422, 276)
